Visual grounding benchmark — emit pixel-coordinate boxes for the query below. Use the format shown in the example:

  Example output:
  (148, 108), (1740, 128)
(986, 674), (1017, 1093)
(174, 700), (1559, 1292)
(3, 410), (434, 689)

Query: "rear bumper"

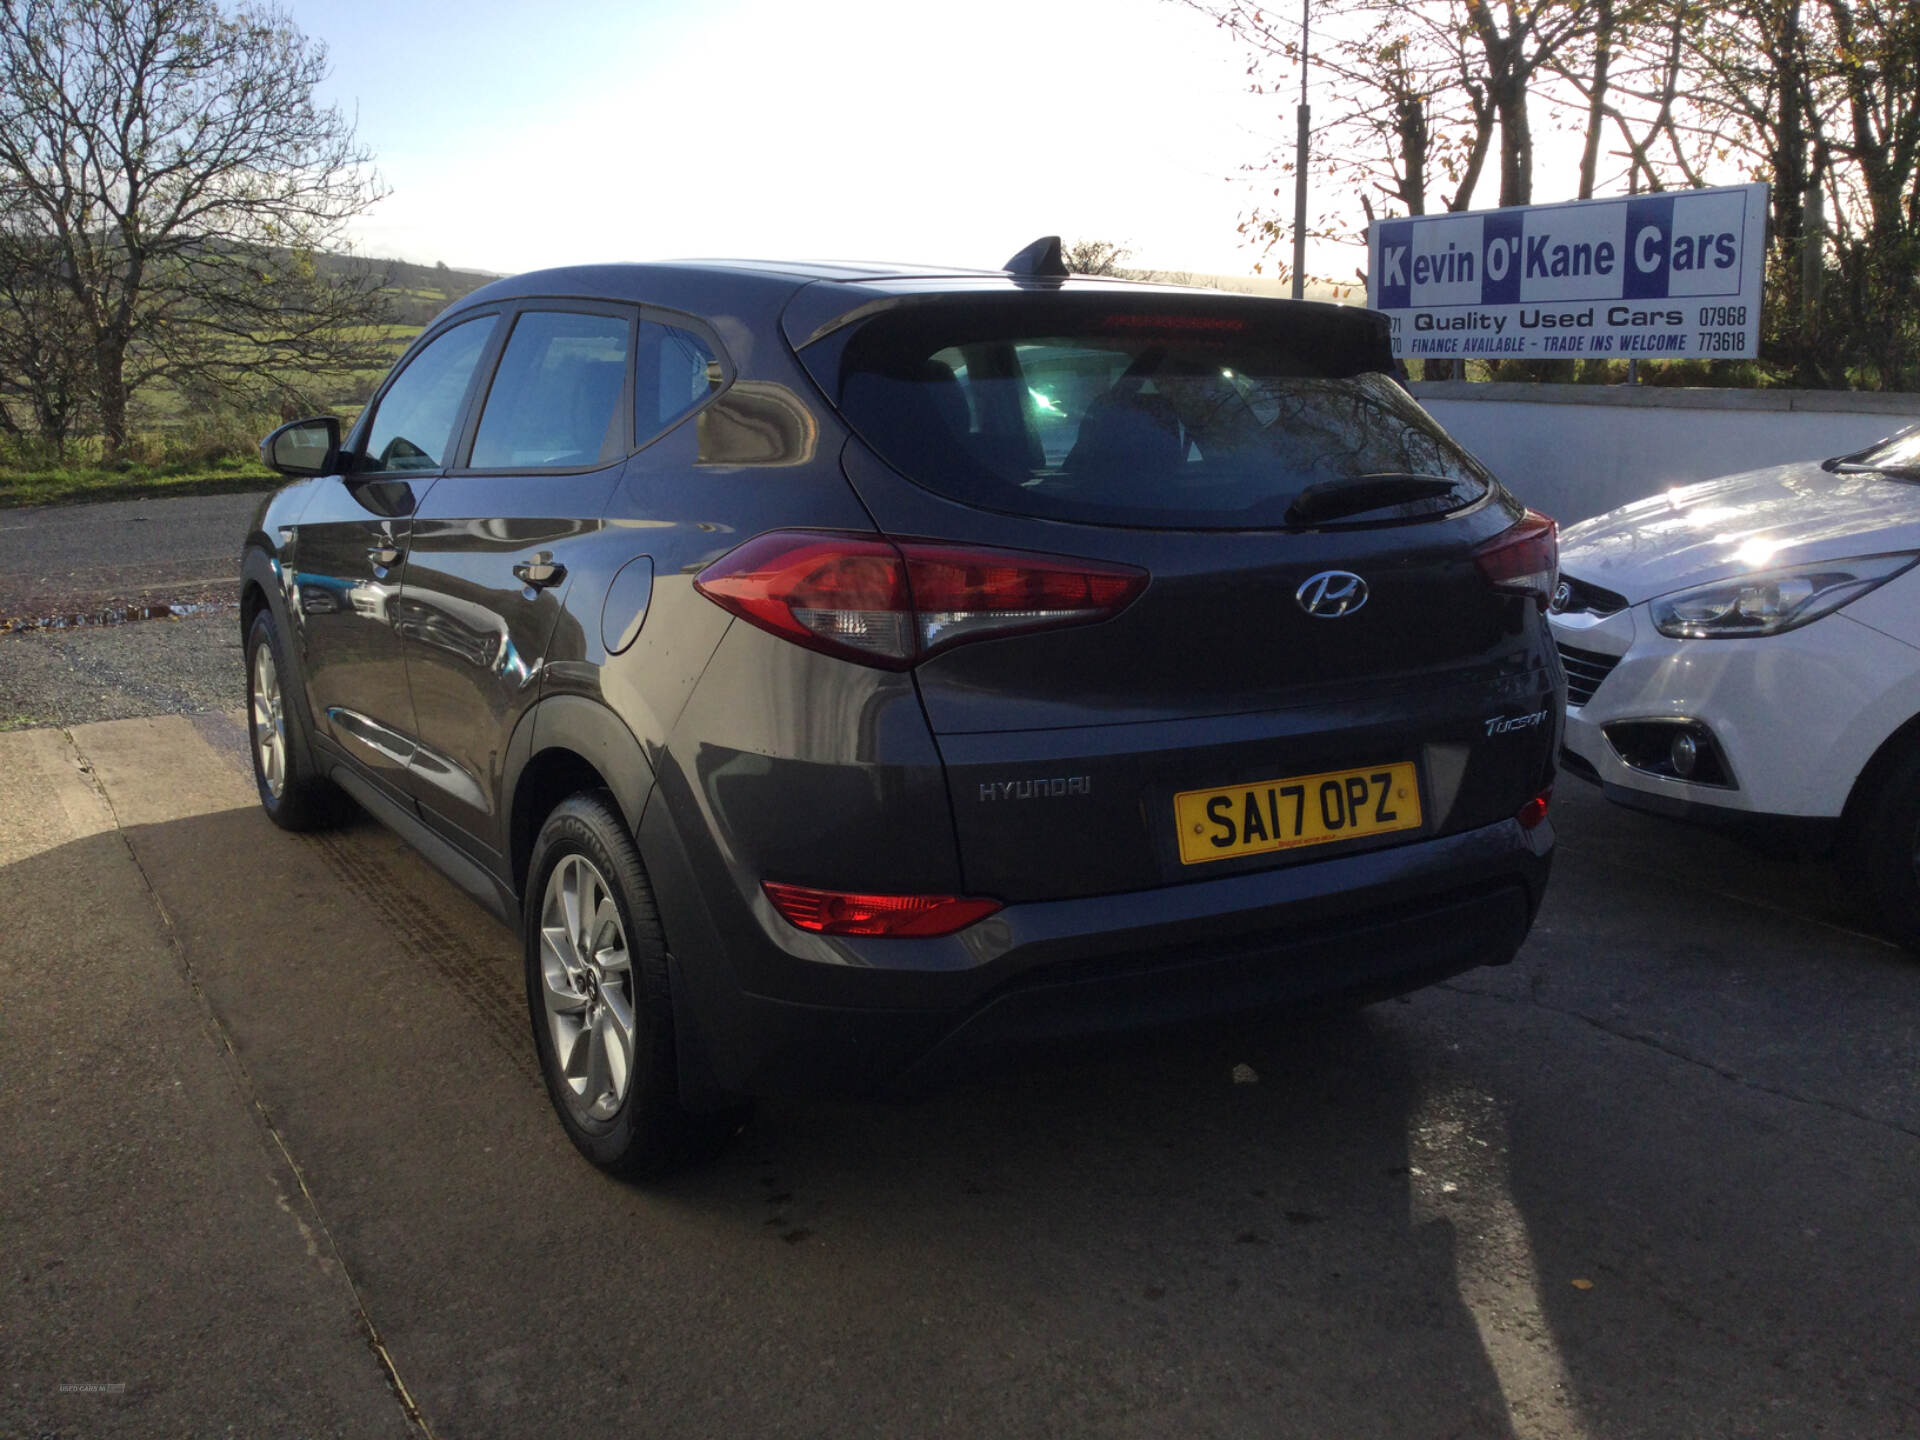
(865, 878), (1529, 1092)
(645, 793), (1553, 1098)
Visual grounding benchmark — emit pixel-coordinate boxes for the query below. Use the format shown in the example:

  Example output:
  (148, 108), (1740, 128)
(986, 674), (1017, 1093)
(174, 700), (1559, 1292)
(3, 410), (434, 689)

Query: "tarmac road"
(2, 700), (1916, 1439)
(0, 489), (271, 621)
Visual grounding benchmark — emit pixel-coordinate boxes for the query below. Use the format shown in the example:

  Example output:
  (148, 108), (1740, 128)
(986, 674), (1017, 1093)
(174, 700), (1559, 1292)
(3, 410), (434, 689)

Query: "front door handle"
(368, 544), (403, 568)
(514, 557), (567, 590)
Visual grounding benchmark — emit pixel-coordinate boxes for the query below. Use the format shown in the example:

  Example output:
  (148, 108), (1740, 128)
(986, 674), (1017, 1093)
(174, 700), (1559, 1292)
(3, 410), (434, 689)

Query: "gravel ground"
(0, 490), (260, 729)
(0, 611), (244, 730)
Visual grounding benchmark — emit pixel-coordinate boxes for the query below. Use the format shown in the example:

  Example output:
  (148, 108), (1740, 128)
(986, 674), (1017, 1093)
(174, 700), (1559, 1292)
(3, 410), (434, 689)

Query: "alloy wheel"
(538, 854), (636, 1121)
(251, 641), (288, 800)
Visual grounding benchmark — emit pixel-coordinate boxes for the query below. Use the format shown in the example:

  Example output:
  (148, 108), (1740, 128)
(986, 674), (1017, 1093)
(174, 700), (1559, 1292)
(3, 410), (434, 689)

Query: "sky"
(282, 0), (1312, 281)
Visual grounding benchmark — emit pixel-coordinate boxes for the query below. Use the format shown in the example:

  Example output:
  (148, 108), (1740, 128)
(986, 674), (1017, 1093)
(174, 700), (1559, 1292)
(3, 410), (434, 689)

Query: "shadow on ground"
(8, 742), (1919, 1439)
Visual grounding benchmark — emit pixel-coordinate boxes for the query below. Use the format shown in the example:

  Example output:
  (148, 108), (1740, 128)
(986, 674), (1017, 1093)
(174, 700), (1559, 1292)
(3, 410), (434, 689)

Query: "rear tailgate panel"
(841, 435), (1557, 903)
(934, 664), (1555, 903)
(787, 287), (1560, 907)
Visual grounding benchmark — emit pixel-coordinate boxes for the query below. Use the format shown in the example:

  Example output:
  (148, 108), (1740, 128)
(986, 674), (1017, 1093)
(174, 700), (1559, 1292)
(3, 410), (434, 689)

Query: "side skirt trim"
(328, 764), (522, 928)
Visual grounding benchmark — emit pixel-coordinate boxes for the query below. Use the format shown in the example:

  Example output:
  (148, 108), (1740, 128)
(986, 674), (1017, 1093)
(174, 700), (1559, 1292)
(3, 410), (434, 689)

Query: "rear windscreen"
(831, 304), (1491, 528)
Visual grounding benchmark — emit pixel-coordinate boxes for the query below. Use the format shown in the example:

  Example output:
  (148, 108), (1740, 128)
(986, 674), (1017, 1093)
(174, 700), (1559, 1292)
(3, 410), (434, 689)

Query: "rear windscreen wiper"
(1284, 473), (1469, 527)
(1826, 460), (1920, 480)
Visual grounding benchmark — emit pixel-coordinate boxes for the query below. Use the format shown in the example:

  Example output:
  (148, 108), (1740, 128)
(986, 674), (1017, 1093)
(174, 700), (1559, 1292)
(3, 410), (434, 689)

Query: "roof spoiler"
(1002, 236), (1068, 279)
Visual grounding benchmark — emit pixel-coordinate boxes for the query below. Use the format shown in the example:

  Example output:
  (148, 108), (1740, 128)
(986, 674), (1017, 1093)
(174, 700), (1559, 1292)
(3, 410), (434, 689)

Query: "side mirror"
(260, 416), (341, 477)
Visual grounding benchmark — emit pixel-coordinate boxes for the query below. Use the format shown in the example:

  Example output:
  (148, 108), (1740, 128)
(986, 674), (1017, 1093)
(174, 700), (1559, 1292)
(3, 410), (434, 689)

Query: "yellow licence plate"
(1174, 762), (1422, 865)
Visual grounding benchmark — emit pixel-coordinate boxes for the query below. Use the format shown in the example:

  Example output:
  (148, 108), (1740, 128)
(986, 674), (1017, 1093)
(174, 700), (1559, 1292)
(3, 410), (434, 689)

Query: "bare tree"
(0, 202), (93, 448)
(1179, 0), (1918, 386)
(1181, 0), (1492, 243)
(1671, 0), (1919, 385)
(1065, 238), (1194, 285)
(1184, 0), (1610, 228)
(0, 0), (393, 456)
(1456, 0), (1607, 205)
(1064, 238), (1134, 276)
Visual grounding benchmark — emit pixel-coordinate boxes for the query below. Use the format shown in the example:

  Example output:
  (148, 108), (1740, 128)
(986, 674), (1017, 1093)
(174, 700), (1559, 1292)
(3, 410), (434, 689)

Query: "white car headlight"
(1650, 553), (1919, 638)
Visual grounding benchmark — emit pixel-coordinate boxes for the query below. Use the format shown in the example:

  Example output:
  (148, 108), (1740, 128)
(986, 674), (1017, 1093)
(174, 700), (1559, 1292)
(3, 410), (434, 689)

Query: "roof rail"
(1002, 236), (1068, 279)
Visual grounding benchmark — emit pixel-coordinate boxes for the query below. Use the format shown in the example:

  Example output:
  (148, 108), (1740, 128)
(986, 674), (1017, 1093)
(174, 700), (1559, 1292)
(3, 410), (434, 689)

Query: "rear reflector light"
(694, 530), (1147, 668)
(1517, 787), (1553, 830)
(1474, 509), (1558, 610)
(762, 882), (1003, 937)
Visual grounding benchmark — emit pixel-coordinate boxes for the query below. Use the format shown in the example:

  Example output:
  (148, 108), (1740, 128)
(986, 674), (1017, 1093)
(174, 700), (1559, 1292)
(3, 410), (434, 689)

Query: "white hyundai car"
(1549, 424), (1920, 946)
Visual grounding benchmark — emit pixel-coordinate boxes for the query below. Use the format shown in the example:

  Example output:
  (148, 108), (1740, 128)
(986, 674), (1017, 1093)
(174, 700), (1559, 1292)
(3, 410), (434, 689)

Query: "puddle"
(1, 598), (239, 635)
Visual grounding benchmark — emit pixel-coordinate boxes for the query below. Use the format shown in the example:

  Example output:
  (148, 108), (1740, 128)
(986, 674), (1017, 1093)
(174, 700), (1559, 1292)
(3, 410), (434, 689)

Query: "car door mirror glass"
(260, 416), (340, 476)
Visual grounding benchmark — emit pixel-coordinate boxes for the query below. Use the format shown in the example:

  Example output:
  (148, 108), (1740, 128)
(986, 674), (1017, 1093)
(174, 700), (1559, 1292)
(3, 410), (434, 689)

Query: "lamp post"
(1291, 0), (1310, 300)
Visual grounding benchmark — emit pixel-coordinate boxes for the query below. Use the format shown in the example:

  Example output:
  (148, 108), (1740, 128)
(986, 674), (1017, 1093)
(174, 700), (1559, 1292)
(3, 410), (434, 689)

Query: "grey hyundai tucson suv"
(243, 241), (1562, 1175)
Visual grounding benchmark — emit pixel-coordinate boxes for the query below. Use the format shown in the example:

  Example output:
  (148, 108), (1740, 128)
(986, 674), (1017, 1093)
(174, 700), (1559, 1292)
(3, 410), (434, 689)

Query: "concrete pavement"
(2, 710), (1917, 1438)
(0, 721), (414, 1438)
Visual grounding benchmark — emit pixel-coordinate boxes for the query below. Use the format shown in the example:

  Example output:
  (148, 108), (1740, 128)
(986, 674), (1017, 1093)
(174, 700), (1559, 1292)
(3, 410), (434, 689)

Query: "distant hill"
(377, 259), (501, 325)
(317, 253), (501, 326)
(328, 254), (1361, 318)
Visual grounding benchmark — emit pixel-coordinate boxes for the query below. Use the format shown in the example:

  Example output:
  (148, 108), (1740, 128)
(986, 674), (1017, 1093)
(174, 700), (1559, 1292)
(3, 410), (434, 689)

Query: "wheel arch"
(1840, 707), (1920, 842)
(504, 700), (737, 1112)
(239, 545), (324, 777)
(240, 575), (270, 634)
(505, 694), (656, 900)
(239, 545), (287, 638)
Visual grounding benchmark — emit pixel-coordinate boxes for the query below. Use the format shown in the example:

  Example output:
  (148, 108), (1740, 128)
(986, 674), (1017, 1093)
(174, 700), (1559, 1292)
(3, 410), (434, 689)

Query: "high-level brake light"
(1097, 313), (1248, 333)
(694, 530), (1147, 669)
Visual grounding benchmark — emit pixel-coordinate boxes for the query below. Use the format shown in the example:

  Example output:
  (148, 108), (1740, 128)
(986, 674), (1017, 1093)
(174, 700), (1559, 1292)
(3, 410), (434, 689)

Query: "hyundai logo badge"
(1296, 570), (1369, 618)
(1551, 580), (1574, 612)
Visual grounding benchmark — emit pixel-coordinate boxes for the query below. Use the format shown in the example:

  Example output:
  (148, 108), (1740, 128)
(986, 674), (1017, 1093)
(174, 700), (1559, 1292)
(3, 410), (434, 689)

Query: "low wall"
(1409, 382), (1920, 525)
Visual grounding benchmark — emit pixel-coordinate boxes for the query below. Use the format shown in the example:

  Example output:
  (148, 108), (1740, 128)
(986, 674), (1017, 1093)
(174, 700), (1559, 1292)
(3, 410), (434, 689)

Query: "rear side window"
(471, 310), (632, 470)
(363, 315), (497, 474)
(636, 320), (721, 442)
(833, 303), (1489, 528)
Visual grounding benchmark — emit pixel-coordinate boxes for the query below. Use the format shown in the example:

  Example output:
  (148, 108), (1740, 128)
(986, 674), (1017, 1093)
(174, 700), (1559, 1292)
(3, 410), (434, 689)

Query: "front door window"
(362, 316), (497, 474)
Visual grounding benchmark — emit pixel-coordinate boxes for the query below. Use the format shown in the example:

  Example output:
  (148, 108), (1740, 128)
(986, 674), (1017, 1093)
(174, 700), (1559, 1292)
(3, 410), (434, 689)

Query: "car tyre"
(524, 792), (736, 1176)
(246, 608), (342, 831)
(1846, 741), (1920, 953)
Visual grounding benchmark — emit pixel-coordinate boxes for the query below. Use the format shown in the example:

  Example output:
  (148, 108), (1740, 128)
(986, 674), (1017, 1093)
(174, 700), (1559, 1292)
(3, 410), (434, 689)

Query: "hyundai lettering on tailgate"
(1366, 182), (1767, 361)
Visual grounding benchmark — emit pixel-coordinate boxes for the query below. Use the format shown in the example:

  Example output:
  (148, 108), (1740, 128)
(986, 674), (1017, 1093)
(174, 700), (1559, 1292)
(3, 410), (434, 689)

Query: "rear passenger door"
(394, 303), (636, 864)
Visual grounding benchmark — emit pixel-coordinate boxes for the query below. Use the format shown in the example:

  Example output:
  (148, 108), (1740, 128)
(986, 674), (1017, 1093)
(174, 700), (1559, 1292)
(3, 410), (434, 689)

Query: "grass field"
(0, 455), (277, 509)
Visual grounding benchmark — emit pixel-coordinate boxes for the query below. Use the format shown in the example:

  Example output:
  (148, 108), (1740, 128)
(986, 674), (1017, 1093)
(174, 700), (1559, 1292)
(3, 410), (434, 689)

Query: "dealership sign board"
(1365, 183), (1768, 361)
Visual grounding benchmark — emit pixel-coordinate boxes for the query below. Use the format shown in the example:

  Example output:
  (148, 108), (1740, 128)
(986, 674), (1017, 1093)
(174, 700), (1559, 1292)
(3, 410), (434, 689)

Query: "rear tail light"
(1474, 509), (1558, 610)
(762, 881), (1002, 937)
(695, 530), (1147, 668)
(1517, 787), (1553, 830)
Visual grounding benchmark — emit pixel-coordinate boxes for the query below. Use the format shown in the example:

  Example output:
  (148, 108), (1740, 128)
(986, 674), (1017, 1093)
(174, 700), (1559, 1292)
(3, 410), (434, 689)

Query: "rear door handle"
(514, 558), (566, 590)
(368, 545), (403, 568)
